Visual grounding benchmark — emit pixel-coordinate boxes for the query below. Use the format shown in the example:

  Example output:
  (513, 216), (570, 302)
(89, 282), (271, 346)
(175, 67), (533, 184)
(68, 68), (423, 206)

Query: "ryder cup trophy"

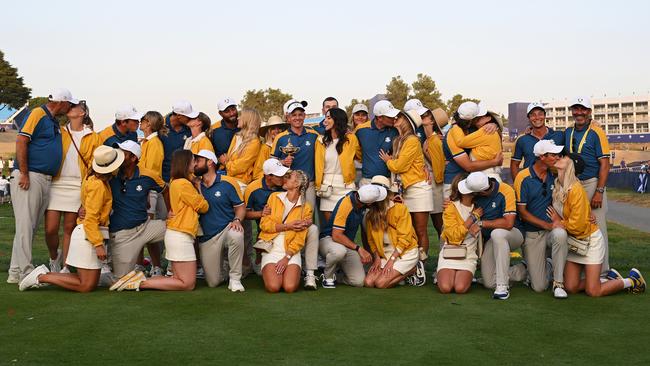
(280, 138), (300, 157)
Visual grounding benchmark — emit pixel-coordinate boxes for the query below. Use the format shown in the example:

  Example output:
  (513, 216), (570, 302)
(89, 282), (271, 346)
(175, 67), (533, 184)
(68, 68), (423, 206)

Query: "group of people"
(8, 88), (646, 299)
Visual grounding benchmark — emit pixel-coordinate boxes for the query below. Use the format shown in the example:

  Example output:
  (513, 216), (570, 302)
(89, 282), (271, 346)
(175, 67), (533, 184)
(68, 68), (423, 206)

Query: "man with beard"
(211, 97), (240, 169)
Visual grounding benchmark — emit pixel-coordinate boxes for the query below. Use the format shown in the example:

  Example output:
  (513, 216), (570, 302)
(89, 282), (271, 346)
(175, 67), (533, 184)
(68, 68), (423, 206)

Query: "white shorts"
(47, 177), (81, 213)
(403, 181), (434, 213)
(319, 174), (356, 212)
(261, 233), (302, 269)
(567, 229), (606, 265)
(164, 229), (197, 262)
(381, 246), (418, 274)
(65, 224), (103, 270)
(437, 235), (479, 275)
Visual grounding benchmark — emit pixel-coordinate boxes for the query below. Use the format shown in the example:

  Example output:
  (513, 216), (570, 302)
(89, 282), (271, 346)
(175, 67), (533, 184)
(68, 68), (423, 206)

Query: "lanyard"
(569, 123), (592, 154)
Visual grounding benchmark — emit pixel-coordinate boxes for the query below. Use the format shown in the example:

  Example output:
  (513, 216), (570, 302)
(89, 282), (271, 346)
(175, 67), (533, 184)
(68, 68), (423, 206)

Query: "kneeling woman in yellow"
(19, 146), (123, 292)
(436, 174), (484, 294)
(112, 150), (209, 291)
(364, 180), (419, 288)
(548, 154), (645, 296)
(258, 169), (312, 293)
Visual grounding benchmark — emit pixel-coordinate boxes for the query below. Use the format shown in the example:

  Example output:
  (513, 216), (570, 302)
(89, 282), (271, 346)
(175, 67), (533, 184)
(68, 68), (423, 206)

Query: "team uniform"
(437, 201), (480, 275)
(271, 127), (319, 208)
(165, 178), (209, 262)
(512, 128), (565, 169)
(184, 132), (214, 154)
(139, 132), (165, 217)
(386, 135), (433, 213)
(211, 120), (240, 169)
(425, 133), (445, 214)
(252, 141), (272, 181)
(442, 125), (468, 198)
(456, 128), (502, 181)
(98, 123), (137, 146)
(366, 202), (419, 274)
(354, 120), (398, 185)
(314, 133), (359, 211)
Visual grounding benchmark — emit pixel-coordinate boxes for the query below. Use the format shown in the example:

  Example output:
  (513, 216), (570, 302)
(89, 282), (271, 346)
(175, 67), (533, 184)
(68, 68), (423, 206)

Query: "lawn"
(1, 204), (649, 365)
(607, 187), (650, 208)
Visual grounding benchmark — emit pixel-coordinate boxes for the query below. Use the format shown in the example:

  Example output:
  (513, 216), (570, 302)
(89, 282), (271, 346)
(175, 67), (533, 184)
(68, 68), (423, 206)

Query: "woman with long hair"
(184, 112), (214, 153)
(253, 115), (287, 180)
(258, 169), (312, 293)
(456, 109), (503, 182)
(315, 107), (359, 222)
(422, 108), (449, 239)
(20, 146), (123, 292)
(548, 154), (645, 296)
(44, 100), (99, 273)
(221, 108), (262, 191)
(111, 150), (209, 291)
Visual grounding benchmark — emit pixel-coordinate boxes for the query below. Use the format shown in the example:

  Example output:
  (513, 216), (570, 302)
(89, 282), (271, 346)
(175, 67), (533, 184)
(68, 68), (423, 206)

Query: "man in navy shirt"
(354, 100), (399, 186)
(312, 97), (338, 134)
(98, 104), (140, 146)
(211, 97), (240, 167)
(8, 88), (78, 283)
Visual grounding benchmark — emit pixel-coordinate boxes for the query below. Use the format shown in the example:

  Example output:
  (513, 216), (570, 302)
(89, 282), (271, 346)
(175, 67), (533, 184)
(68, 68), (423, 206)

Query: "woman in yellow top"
(548, 154), (645, 296)
(259, 169), (312, 293)
(220, 108), (262, 193)
(44, 100), (99, 274)
(184, 112), (214, 154)
(436, 173), (484, 294)
(315, 108), (359, 222)
(456, 110), (503, 182)
(379, 110), (433, 266)
(20, 146), (123, 292)
(422, 107), (449, 238)
(364, 178), (419, 288)
(253, 115), (287, 180)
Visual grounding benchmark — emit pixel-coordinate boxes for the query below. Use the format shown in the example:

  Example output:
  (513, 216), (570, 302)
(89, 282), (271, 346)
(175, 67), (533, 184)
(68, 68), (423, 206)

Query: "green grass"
(607, 187), (650, 208)
(1, 204), (649, 365)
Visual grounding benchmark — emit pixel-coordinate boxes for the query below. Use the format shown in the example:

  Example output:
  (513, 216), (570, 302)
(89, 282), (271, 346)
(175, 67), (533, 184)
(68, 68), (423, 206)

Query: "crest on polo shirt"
(305, 141), (311, 146)
(417, 132), (422, 138)
(215, 191), (222, 197)
(385, 137), (391, 143)
(491, 202), (496, 208)
(136, 185), (143, 192)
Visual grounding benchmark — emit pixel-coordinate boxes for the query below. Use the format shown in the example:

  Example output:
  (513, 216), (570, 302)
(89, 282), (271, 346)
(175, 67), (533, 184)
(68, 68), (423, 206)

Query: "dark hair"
(323, 108), (349, 154)
(197, 112), (211, 132)
(322, 97), (338, 107)
(452, 112), (472, 131)
(449, 172), (469, 202)
(79, 101), (94, 129)
(170, 150), (194, 181)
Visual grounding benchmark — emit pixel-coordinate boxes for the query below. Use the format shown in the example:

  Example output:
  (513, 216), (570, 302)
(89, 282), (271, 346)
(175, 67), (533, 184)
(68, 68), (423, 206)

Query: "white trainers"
(18, 264), (49, 291)
(110, 270), (138, 291)
(150, 266), (164, 277)
(553, 281), (568, 299)
(493, 284), (510, 300)
(7, 271), (20, 284)
(134, 264), (146, 273)
(196, 267), (205, 279)
(97, 264), (115, 287)
(322, 278), (336, 288)
(60, 267), (71, 274)
(49, 251), (63, 273)
(228, 279), (245, 292)
(304, 274), (317, 290)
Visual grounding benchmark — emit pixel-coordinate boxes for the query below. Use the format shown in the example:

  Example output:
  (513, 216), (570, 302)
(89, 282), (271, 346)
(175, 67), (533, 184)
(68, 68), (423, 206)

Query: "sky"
(3, 0), (650, 130)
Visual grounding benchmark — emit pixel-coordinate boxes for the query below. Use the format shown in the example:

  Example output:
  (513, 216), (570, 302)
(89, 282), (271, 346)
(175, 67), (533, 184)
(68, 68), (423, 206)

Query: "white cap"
(458, 172), (490, 195)
(115, 104), (145, 121)
(404, 98), (429, 116)
(284, 99), (308, 114)
(48, 88), (79, 104)
(357, 184), (387, 204)
(527, 102), (546, 115)
(217, 97), (237, 112)
(194, 149), (218, 165)
(262, 158), (290, 177)
(172, 100), (200, 119)
(115, 140), (141, 159)
(533, 139), (564, 157)
(457, 101), (487, 120)
(373, 100), (400, 118)
(352, 103), (369, 114)
(569, 96), (592, 109)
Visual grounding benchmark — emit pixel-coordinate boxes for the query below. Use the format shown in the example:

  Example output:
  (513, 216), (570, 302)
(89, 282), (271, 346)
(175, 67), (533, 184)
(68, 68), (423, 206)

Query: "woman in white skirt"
(456, 109), (503, 182)
(315, 107), (359, 222)
(436, 174), (485, 294)
(44, 100), (99, 273)
(364, 186), (419, 288)
(548, 154), (645, 296)
(258, 170), (312, 293)
(379, 110), (433, 263)
(19, 146), (123, 292)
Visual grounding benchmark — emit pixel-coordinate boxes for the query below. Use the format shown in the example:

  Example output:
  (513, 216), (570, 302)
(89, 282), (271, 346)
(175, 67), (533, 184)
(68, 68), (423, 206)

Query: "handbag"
(316, 147), (339, 198)
(84, 226), (110, 241)
(442, 244), (467, 259)
(254, 199), (299, 253)
(567, 235), (590, 256)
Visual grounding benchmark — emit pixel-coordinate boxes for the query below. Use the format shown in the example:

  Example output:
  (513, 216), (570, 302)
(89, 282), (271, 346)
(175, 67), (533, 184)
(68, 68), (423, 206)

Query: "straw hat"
(259, 115), (288, 137)
(487, 111), (504, 131)
(431, 108), (449, 131)
(402, 110), (423, 133)
(92, 146), (124, 174)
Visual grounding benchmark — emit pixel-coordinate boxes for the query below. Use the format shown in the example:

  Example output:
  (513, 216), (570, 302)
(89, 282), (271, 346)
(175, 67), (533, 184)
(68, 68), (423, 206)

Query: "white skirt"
(432, 181), (444, 214)
(319, 174), (356, 212)
(381, 245), (419, 274)
(47, 177), (81, 212)
(65, 224), (103, 270)
(567, 229), (606, 265)
(403, 180), (434, 213)
(164, 229), (197, 262)
(261, 233), (302, 269)
(437, 234), (479, 275)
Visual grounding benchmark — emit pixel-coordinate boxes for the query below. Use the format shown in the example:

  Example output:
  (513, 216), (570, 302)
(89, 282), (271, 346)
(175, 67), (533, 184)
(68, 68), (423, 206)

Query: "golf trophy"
(280, 138), (300, 157)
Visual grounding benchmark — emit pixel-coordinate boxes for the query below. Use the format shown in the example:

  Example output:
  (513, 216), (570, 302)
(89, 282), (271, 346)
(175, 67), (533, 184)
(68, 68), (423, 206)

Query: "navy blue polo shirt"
(245, 178), (281, 212)
(442, 125), (469, 184)
(198, 175), (244, 243)
(272, 127), (319, 181)
(513, 166), (555, 232)
(474, 180), (520, 237)
(320, 192), (365, 241)
(160, 114), (191, 182)
(354, 120), (398, 179)
(512, 127), (565, 168)
(211, 120), (239, 158)
(415, 125), (427, 145)
(564, 123), (610, 180)
(312, 117), (326, 135)
(16, 105), (63, 176)
(102, 123), (138, 147)
(109, 167), (165, 232)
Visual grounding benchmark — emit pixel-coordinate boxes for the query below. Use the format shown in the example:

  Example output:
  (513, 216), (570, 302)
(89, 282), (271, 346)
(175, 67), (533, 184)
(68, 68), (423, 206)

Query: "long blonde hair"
(392, 113), (417, 158)
(366, 194), (391, 231)
(287, 169), (310, 216)
(553, 158), (579, 205)
(232, 108), (262, 156)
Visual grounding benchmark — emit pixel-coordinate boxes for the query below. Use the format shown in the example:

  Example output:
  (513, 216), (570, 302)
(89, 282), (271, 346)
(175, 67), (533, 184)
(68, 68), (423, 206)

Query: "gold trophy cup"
(280, 138), (300, 156)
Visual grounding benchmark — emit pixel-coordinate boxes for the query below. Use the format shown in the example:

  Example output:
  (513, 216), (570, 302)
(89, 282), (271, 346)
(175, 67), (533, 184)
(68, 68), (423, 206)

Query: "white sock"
(623, 278), (633, 289)
(306, 270), (314, 276)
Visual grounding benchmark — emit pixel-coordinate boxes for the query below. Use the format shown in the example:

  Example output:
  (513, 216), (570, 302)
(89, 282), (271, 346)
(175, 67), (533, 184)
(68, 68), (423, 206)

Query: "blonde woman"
(315, 108), (359, 222)
(184, 112), (214, 154)
(44, 100), (99, 273)
(258, 170), (312, 293)
(456, 109), (503, 182)
(20, 146), (123, 292)
(220, 108), (262, 191)
(253, 115), (287, 180)
(548, 153), (645, 296)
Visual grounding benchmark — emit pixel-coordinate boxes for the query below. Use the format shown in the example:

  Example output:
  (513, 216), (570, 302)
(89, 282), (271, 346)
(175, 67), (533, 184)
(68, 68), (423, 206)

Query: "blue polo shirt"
(16, 105), (63, 176)
(320, 192), (364, 241)
(312, 117), (326, 135)
(102, 123), (138, 147)
(354, 120), (398, 179)
(160, 114), (191, 182)
(513, 166), (555, 232)
(512, 127), (565, 168)
(272, 127), (319, 181)
(211, 120), (239, 158)
(415, 126), (427, 145)
(109, 167), (165, 232)
(245, 178), (281, 212)
(474, 179), (520, 237)
(442, 125), (469, 184)
(198, 175), (244, 243)
(564, 122), (610, 180)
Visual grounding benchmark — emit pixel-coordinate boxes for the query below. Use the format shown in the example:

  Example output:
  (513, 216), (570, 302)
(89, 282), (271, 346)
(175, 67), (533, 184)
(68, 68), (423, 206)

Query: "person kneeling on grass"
(364, 177), (420, 289)
(258, 170), (312, 293)
(548, 153), (645, 296)
(20, 146), (123, 292)
(436, 173), (484, 294)
(111, 150), (209, 291)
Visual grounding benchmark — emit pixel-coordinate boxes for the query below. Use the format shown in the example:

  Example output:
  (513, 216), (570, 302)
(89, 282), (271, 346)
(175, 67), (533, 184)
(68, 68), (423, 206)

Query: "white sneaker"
(150, 266), (164, 277)
(322, 278), (336, 288)
(493, 284), (510, 300)
(165, 263), (174, 277)
(304, 274), (317, 290)
(49, 251), (63, 273)
(553, 282), (568, 299)
(60, 267), (71, 274)
(19, 264), (49, 291)
(228, 279), (245, 292)
(196, 267), (205, 279)
(97, 264), (115, 287)
(7, 272), (20, 284)
(134, 264), (146, 273)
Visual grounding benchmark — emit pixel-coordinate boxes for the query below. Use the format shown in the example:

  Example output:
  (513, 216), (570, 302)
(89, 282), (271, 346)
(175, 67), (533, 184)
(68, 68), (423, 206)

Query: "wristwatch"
(233, 217), (241, 222)
(595, 187), (606, 193)
(477, 220), (483, 228)
(285, 254), (291, 260)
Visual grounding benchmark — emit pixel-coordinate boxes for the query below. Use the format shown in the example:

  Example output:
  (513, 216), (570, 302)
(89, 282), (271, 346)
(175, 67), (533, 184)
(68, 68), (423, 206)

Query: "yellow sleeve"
(199, 137), (215, 153)
(333, 197), (353, 230)
(139, 139), (164, 177)
(501, 184), (517, 214)
(140, 168), (166, 189)
(287, 203), (313, 254)
(226, 138), (261, 177)
(441, 204), (468, 245)
(365, 218), (380, 254)
(393, 203), (415, 253)
(252, 144), (271, 180)
(19, 108), (46, 138)
(386, 136), (420, 174)
(427, 136), (445, 184)
(594, 126), (611, 156)
(178, 180), (209, 214)
(314, 137), (325, 188)
(562, 184), (590, 237)
(259, 194), (281, 234)
(457, 128), (490, 149)
(83, 180), (108, 247)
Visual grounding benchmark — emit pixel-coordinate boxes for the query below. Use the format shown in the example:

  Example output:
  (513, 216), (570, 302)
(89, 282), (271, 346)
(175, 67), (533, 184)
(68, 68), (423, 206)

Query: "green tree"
(0, 51), (31, 110)
(241, 88), (293, 120)
(410, 73), (444, 110)
(28, 96), (49, 110)
(344, 98), (369, 117)
(385, 76), (410, 108)
(445, 94), (480, 116)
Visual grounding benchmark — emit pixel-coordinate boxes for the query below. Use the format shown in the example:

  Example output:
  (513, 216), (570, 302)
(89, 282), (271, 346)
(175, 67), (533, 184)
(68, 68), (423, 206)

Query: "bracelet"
(596, 187), (606, 193)
(233, 217), (241, 222)
(285, 254), (291, 260)
(354, 246), (360, 252)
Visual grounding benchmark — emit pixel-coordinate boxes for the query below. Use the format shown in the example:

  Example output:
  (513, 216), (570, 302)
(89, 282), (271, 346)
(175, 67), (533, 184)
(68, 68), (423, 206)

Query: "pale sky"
(4, 0), (650, 130)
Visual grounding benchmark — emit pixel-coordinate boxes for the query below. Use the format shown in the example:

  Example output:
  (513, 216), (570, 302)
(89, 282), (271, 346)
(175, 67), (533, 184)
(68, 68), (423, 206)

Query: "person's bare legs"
(453, 270), (474, 293)
(282, 265), (301, 293)
(39, 268), (100, 293)
(44, 210), (62, 261)
(375, 267), (414, 289)
(437, 269), (456, 293)
(411, 212), (430, 255)
(61, 212), (77, 266)
(139, 261), (196, 291)
(430, 213), (443, 240)
(262, 264), (283, 293)
(565, 261), (625, 297)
